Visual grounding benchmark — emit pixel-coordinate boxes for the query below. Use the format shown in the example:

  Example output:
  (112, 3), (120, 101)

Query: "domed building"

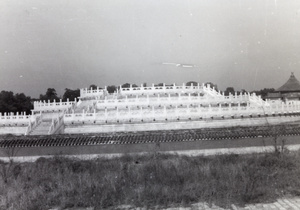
(267, 72), (300, 101)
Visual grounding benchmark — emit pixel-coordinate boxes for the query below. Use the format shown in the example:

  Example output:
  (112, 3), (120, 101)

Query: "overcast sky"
(1, 0), (300, 98)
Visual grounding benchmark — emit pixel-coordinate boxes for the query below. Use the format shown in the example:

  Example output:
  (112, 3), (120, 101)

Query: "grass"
(1, 150), (300, 210)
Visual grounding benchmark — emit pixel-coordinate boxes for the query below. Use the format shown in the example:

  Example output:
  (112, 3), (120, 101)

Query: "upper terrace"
(79, 83), (223, 99)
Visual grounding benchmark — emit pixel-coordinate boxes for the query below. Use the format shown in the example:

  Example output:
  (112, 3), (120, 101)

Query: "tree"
(224, 87), (235, 96)
(252, 88), (275, 98)
(107, 86), (117, 94)
(241, 89), (247, 94)
(186, 81), (198, 86)
(39, 88), (60, 102)
(121, 83), (131, 88)
(15, 93), (32, 113)
(155, 83), (164, 87)
(0, 91), (33, 114)
(89, 84), (98, 90)
(0, 91), (16, 113)
(62, 89), (80, 102)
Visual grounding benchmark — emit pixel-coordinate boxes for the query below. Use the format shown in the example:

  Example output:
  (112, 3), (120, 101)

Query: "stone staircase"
(74, 100), (94, 113)
(30, 120), (52, 135)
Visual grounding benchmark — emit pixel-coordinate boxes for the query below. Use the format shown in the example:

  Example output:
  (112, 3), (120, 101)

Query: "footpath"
(165, 197), (300, 210)
(58, 197), (300, 209)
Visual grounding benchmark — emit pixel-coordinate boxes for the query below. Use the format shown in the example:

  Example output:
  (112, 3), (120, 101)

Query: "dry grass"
(1, 149), (300, 210)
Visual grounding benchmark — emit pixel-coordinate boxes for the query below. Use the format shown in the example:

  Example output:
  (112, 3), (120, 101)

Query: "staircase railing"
(24, 113), (42, 135)
(48, 113), (64, 135)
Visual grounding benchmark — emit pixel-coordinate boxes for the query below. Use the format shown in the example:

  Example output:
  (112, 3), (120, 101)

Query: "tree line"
(0, 82), (276, 115)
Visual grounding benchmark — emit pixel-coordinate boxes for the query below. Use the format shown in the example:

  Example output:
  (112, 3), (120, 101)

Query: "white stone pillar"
(105, 109), (108, 119)
(175, 105), (178, 117)
(128, 107), (131, 118)
(152, 106), (155, 118)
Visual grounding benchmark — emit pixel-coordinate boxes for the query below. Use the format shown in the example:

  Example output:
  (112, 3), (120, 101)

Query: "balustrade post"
(140, 106), (143, 118)
(105, 109), (108, 120)
(152, 106), (155, 118)
(128, 107), (131, 118)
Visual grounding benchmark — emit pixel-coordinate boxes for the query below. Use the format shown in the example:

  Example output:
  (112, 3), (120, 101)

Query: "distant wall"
(64, 116), (300, 134)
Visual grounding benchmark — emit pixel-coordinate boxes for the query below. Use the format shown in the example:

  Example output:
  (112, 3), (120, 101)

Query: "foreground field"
(1, 149), (300, 210)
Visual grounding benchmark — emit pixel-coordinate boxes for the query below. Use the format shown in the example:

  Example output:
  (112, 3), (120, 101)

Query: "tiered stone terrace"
(1, 83), (300, 136)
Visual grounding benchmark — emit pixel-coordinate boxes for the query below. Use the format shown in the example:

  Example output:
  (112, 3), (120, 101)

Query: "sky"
(1, 0), (300, 98)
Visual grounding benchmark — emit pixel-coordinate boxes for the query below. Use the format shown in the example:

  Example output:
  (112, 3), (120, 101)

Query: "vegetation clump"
(1, 150), (300, 209)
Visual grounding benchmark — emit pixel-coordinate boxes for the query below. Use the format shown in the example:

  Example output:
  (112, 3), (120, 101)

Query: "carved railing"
(0, 113), (33, 125)
(119, 83), (204, 96)
(80, 88), (105, 99)
(32, 99), (77, 114)
(95, 93), (254, 109)
(64, 102), (300, 124)
(48, 113), (64, 135)
(24, 114), (42, 135)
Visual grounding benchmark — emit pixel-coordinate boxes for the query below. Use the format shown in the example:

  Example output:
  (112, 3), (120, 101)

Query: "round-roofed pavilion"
(268, 72), (300, 100)
(277, 72), (300, 93)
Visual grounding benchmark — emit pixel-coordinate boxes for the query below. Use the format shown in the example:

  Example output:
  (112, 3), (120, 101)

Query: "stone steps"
(74, 100), (94, 113)
(30, 121), (52, 135)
